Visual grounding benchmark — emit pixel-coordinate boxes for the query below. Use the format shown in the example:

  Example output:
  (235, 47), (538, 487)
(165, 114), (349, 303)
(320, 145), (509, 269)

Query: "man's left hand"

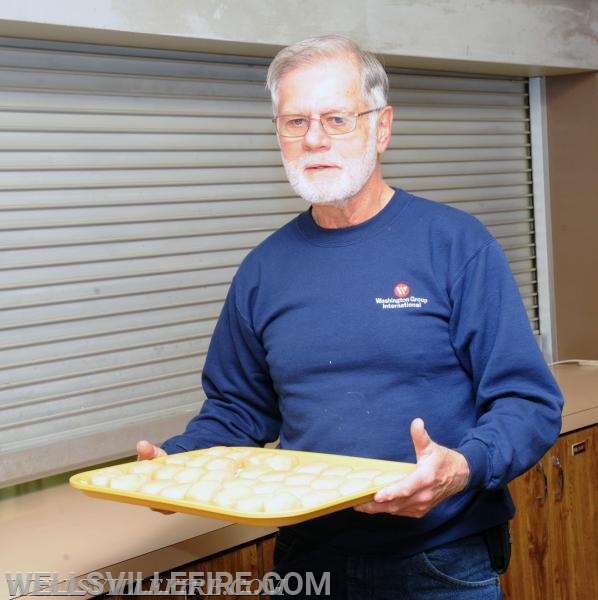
(355, 418), (470, 518)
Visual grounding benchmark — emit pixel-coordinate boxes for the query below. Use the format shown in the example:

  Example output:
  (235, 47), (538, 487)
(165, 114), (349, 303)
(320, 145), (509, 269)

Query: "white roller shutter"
(384, 72), (536, 319)
(0, 38), (537, 486)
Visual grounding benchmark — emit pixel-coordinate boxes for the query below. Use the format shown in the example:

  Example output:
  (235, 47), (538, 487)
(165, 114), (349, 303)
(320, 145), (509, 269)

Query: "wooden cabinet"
(104, 534), (276, 600)
(180, 534), (276, 599)
(501, 424), (597, 599)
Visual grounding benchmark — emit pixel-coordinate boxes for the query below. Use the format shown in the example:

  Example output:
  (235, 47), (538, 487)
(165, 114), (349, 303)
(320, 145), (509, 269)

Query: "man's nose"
(303, 118), (332, 149)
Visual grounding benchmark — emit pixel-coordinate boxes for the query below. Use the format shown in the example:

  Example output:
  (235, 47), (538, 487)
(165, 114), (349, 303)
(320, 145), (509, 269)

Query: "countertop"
(551, 361), (598, 434)
(1, 362), (595, 600)
(0, 484), (275, 600)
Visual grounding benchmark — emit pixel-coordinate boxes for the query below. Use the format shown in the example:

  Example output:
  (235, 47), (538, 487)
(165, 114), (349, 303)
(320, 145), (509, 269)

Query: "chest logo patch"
(393, 282), (410, 298)
(375, 282), (429, 310)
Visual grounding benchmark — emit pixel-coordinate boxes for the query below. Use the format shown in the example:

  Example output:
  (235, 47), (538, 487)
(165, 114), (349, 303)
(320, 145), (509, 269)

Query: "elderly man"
(138, 35), (562, 598)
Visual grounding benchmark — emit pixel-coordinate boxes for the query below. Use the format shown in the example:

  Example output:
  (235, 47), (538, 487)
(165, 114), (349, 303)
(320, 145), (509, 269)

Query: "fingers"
(150, 507), (175, 515)
(356, 465), (433, 517)
(357, 419), (470, 518)
(374, 471), (417, 503)
(355, 418), (456, 518)
(135, 441), (171, 514)
(136, 439), (166, 461)
(357, 468), (437, 518)
(366, 419), (431, 505)
(355, 498), (429, 518)
(410, 417), (433, 460)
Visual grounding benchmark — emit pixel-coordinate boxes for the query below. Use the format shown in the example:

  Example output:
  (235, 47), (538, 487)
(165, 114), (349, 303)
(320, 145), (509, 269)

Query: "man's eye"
(326, 114), (349, 126)
(288, 117), (307, 127)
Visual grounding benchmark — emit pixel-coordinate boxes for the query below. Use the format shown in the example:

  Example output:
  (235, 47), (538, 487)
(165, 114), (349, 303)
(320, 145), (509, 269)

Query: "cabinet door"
(501, 462), (552, 599)
(547, 426), (597, 600)
(196, 541), (261, 598)
(258, 534), (276, 575)
(502, 425), (598, 600)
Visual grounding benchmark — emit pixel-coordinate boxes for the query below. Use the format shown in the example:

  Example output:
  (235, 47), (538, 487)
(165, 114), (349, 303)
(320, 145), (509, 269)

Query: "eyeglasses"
(272, 107), (385, 138)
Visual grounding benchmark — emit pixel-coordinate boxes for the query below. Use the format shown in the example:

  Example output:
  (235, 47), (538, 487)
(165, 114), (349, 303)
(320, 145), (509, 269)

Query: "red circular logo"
(393, 282), (410, 298)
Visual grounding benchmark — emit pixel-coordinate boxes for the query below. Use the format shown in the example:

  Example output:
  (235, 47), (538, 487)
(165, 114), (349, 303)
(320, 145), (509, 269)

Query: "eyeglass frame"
(271, 106), (386, 138)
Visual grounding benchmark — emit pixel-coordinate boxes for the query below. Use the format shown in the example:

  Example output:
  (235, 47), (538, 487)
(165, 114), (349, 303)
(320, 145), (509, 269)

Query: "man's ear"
(376, 105), (394, 154)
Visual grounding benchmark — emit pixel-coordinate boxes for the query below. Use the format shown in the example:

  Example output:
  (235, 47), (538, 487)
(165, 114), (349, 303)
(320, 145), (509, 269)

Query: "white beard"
(281, 130), (379, 206)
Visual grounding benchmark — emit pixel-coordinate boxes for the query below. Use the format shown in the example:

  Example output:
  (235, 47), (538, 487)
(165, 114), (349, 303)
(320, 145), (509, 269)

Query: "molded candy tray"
(70, 446), (415, 526)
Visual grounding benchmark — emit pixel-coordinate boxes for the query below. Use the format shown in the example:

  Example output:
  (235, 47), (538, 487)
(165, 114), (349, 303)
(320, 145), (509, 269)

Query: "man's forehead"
(277, 56), (362, 110)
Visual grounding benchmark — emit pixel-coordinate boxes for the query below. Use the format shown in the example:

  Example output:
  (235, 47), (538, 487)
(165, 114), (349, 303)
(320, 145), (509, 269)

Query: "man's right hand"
(136, 439), (167, 460)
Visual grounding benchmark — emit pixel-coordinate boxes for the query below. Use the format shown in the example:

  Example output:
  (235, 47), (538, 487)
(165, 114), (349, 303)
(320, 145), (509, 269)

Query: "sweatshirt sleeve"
(161, 279), (281, 454)
(449, 240), (563, 490)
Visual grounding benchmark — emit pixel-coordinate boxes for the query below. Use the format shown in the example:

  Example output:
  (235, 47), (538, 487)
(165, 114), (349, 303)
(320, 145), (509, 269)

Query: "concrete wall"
(0, 0), (597, 75)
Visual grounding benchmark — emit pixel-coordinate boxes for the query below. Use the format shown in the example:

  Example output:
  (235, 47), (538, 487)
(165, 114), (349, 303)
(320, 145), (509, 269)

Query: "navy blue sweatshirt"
(162, 188), (563, 554)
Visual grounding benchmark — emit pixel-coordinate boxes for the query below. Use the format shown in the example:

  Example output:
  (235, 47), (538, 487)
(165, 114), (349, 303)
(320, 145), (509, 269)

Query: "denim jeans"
(272, 529), (502, 599)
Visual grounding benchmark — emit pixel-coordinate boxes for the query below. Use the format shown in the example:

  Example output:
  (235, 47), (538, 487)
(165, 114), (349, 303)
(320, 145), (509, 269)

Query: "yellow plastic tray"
(70, 447), (415, 527)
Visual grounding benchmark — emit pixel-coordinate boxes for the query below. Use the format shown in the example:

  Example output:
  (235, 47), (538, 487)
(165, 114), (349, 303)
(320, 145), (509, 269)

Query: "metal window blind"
(0, 39), (536, 486)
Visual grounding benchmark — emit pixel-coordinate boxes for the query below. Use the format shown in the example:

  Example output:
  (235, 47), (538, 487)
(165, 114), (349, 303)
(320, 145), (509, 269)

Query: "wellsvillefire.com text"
(5, 571), (330, 597)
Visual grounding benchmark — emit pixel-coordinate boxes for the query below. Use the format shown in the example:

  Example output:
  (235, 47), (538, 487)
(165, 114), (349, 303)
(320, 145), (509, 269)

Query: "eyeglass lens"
(277, 113), (358, 137)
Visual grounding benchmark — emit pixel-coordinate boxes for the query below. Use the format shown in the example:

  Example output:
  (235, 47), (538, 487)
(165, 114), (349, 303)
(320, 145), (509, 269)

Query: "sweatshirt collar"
(296, 187), (409, 247)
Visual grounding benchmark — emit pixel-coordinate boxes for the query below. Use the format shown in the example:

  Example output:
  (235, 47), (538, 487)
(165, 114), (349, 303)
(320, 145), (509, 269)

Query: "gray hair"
(266, 35), (389, 113)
